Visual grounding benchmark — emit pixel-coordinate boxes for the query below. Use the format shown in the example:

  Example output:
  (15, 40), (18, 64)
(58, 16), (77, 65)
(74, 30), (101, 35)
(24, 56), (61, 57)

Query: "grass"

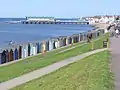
(0, 33), (109, 82)
(11, 50), (114, 90)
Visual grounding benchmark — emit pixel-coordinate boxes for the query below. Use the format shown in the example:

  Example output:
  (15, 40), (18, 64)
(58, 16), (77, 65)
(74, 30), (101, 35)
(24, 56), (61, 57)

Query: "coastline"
(90, 23), (110, 34)
(92, 23), (109, 30)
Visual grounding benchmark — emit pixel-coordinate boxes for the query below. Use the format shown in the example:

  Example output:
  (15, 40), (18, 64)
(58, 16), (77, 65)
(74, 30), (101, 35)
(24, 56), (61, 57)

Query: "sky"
(0, 0), (120, 18)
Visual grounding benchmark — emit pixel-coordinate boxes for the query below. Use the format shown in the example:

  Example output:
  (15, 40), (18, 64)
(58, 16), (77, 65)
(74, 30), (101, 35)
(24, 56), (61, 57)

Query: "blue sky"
(0, 0), (120, 18)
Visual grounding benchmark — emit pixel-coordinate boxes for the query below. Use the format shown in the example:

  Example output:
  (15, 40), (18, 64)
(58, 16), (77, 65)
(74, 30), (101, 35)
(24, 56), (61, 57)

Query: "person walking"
(109, 25), (116, 37)
(115, 29), (119, 38)
(87, 32), (92, 43)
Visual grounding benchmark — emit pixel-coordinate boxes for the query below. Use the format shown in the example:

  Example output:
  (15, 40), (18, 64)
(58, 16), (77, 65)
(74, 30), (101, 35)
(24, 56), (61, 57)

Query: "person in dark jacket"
(87, 33), (92, 43)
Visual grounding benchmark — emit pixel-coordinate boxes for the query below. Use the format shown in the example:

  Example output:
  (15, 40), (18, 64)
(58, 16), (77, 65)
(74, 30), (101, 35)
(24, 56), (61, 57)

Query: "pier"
(21, 17), (89, 25)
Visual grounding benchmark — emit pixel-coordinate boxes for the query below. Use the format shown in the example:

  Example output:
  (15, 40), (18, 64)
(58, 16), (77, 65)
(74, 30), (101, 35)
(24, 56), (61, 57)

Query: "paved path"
(0, 48), (107, 90)
(110, 36), (120, 90)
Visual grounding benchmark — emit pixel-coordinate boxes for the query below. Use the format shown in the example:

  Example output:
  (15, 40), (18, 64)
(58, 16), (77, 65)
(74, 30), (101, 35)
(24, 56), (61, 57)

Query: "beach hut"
(55, 41), (57, 49)
(41, 41), (46, 53)
(39, 42), (42, 53)
(66, 37), (68, 45)
(79, 33), (83, 41)
(72, 35), (76, 43)
(9, 49), (14, 62)
(71, 36), (74, 44)
(95, 31), (98, 38)
(58, 37), (62, 47)
(28, 43), (31, 56)
(45, 41), (49, 51)
(8, 50), (10, 62)
(30, 44), (34, 56)
(1, 50), (6, 64)
(59, 37), (64, 47)
(63, 37), (67, 46)
(13, 48), (15, 61)
(43, 42), (46, 52)
(55, 39), (59, 49)
(36, 43), (40, 53)
(100, 29), (104, 35)
(92, 31), (96, 39)
(70, 37), (73, 44)
(22, 44), (28, 58)
(81, 33), (85, 41)
(18, 46), (22, 59)
(81, 33), (84, 41)
(57, 38), (60, 48)
(0, 52), (1, 64)
(53, 40), (56, 49)
(49, 39), (53, 51)
(78, 33), (81, 42)
(22, 45), (25, 58)
(35, 44), (37, 55)
(5, 49), (9, 62)
(97, 30), (100, 37)
(68, 37), (71, 44)
(84, 33), (87, 40)
(92, 31), (97, 39)
(32, 44), (36, 55)
(75, 34), (79, 43)
(75, 35), (78, 43)
(25, 44), (28, 57)
(14, 48), (18, 60)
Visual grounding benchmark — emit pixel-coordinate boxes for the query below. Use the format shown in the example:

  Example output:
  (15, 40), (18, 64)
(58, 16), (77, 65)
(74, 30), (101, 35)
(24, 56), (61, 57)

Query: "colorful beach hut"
(36, 42), (40, 53)
(18, 45), (22, 59)
(14, 48), (18, 60)
(49, 39), (53, 51)
(1, 50), (6, 64)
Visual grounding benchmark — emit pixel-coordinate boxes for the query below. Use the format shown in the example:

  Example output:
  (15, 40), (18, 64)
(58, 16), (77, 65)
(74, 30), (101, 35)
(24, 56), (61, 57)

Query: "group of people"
(107, 24), (120, 38)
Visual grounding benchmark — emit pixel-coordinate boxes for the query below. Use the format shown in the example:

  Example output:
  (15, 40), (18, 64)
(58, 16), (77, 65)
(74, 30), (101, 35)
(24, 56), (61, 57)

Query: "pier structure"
(21, 17), (89, 24)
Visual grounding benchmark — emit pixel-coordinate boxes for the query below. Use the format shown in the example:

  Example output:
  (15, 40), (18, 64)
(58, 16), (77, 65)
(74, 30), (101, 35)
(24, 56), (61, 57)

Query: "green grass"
(11, 50), (114, 90)
(0, 33), (109, 82)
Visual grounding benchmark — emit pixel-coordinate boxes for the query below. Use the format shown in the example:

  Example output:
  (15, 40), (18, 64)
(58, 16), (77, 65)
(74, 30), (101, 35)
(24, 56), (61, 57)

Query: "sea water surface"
(0, 18), (94, 48)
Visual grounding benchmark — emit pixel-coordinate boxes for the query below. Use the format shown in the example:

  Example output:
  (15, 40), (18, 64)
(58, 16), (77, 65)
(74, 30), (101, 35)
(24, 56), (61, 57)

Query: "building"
(83, 15), (117, 24)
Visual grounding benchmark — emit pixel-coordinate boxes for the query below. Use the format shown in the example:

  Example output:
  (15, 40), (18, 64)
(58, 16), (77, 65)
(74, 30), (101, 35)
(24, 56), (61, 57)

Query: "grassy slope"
(0, 33), (109, 82)
(11, 50), (113, 90)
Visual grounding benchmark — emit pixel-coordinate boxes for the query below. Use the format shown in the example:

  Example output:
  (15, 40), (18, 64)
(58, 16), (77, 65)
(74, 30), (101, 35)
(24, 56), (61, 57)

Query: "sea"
(0, 18), (95, 48)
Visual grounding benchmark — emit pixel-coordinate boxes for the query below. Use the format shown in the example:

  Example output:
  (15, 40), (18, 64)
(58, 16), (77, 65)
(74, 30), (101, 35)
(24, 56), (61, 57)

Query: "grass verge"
(11, 50), (114, 90)
(0, 33), (109, 82)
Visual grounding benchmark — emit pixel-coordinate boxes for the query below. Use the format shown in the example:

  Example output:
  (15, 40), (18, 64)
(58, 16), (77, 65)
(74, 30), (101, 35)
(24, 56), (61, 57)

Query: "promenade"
(110, 36), (120, 90)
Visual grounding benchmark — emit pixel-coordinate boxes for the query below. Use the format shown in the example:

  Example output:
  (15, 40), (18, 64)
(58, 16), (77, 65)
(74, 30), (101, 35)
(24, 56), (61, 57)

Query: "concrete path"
(110, 36), (120, 90)
(0, 48), (107, 90)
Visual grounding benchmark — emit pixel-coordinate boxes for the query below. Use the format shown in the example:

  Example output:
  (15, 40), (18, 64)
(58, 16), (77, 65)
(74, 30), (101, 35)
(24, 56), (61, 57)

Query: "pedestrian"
(119, 29), (120, 35)
(115, 29), (119, 38)
(87, 32), (92, 43)
(87, 34), (90, 43)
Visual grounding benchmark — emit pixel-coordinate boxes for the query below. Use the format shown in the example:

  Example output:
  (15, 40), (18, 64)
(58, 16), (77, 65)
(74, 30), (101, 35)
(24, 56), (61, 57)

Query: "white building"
(85, 15), (116, 24)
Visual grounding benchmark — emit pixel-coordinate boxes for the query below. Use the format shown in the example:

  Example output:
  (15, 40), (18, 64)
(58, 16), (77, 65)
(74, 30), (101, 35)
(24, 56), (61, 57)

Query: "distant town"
(82, 15), (120, 24)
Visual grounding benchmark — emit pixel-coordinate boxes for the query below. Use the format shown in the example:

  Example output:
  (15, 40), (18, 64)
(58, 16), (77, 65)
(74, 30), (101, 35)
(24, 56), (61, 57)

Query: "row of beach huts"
(0, 29), (104, 65)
